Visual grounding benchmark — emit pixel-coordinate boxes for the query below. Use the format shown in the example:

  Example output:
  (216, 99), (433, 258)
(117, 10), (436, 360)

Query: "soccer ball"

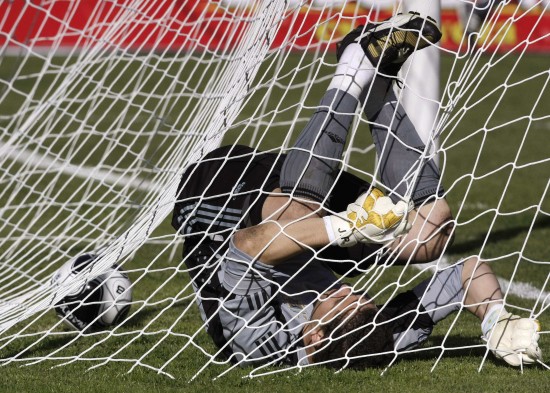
(51, 253), (132, 331)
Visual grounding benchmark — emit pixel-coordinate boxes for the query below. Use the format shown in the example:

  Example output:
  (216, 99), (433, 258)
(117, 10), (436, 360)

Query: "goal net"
(0, 0), (548, 380)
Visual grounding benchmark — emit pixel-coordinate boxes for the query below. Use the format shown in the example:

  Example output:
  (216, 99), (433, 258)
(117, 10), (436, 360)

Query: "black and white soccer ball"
(51, 253), (132, 331)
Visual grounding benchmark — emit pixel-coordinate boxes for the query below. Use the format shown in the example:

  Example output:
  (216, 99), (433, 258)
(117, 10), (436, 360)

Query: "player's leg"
(263, 40), (377, 223)
(362, 78), (453, 263)
(354, 13), (452, 262)
(271, 12), (441, 222)
(276, 44), (375, 208)
(265, 12), (448, 254)
(362, 79), (444, 205)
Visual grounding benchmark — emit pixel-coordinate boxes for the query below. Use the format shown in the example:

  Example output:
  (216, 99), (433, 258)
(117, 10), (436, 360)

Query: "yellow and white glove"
(325, 188), (413, 247)
(485, 312), (542, 367)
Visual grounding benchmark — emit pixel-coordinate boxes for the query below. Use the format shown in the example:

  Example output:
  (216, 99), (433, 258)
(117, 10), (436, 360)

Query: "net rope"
(0, 0), (548, 380)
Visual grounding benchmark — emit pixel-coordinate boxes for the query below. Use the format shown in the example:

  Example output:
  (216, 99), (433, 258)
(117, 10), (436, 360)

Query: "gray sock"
(363, 79), (444, 205)
(280, 88), (358, 202)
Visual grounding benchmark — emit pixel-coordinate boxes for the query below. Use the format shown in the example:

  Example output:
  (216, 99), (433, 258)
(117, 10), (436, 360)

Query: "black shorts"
(172, 145), (284, 239)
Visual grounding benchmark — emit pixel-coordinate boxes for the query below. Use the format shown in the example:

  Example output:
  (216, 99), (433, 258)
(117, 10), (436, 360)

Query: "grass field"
(0, 48), (549, 393)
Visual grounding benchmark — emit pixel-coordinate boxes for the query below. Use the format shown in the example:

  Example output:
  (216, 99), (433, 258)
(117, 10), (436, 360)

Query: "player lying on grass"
(172, 12), (540, 368)
(173, 11), (449, 352)
(173, 10), (447, 362)
(226, 227), (542, 368)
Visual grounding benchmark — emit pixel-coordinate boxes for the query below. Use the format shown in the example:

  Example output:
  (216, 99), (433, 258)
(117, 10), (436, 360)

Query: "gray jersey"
(219, 239), (340, 366)
(219, 239), (466, 366)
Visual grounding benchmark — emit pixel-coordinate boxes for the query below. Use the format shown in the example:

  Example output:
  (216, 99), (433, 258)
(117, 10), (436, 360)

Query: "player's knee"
(422, 199), (454, 248)
(436, 204), (454, 247)
(426, 198), (453, 229)
(428, 221), (454, 260)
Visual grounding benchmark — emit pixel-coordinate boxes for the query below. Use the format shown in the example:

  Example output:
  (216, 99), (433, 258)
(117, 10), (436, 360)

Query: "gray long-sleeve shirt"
(219, 240), (340, 366)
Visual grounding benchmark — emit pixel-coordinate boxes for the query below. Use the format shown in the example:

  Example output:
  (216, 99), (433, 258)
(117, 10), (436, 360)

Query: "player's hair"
(311, 307), (394, 369)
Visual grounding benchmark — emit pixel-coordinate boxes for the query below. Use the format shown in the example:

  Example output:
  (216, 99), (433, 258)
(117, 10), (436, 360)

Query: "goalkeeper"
(172, 13), (541, 367)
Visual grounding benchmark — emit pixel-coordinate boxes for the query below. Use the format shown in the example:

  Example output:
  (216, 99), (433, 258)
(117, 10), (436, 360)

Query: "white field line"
(7, 149), (548, 302)
(6, 147), (156, 193)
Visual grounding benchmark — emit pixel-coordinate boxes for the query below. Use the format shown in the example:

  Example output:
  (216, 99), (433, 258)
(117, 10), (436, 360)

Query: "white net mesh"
(0, 0), (548, 380)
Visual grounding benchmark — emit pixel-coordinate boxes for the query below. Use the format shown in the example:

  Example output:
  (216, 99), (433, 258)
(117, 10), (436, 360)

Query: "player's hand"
(348, 188), (413, 243)
(485, 312), (542, 367)
(327, 188), (414, 247)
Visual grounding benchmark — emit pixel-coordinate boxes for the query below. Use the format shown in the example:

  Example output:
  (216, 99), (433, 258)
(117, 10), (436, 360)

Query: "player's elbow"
(232, 224), (276, 262)
(233, 229), (256, 257)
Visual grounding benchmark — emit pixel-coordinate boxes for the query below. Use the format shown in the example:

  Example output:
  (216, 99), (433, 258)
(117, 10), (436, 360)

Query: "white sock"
(481, 303), (506, 337)
(328, 43), (375, 100)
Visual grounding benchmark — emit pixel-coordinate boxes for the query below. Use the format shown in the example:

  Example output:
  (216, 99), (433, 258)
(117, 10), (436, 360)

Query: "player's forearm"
(461, 257), (504, 320)
(233, 218), (330, 265)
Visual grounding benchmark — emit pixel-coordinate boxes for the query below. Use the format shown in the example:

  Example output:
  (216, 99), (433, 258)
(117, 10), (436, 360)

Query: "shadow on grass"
(122, 297), (196, 329)
(0, 299), (198, 362)
(395, 335), (486, 362)
(393, 334), (547, 370)
(448, 216), (550, 255)
(0, 333), (82, 363)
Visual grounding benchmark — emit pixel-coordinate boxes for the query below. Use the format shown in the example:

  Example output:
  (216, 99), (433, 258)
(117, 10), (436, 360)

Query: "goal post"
(399, 0), (441, 160)
(0, 0), (549, 380)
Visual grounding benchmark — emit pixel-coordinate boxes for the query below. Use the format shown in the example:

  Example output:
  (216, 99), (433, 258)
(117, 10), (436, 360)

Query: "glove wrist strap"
(482, 303), (506, 337)
(323, 215), (356, 247)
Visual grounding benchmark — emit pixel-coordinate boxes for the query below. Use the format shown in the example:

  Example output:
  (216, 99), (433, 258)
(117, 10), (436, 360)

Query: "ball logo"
(52, 254), (132, 331)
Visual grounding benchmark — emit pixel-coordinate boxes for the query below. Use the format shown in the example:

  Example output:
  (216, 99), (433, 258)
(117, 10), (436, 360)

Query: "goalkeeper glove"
(326, 188), (413, 247)
(484, 312), (542, 367)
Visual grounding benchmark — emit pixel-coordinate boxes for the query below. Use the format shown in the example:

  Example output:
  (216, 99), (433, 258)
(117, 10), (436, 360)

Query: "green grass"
(0, 49), (549, 392)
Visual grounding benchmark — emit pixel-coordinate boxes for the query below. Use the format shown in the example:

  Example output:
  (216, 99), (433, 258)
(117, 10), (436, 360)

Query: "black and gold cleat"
(336, 12), (442, 77)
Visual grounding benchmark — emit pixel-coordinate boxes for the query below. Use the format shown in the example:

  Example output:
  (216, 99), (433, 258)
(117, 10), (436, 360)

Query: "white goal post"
(0, 0), (549, 379)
